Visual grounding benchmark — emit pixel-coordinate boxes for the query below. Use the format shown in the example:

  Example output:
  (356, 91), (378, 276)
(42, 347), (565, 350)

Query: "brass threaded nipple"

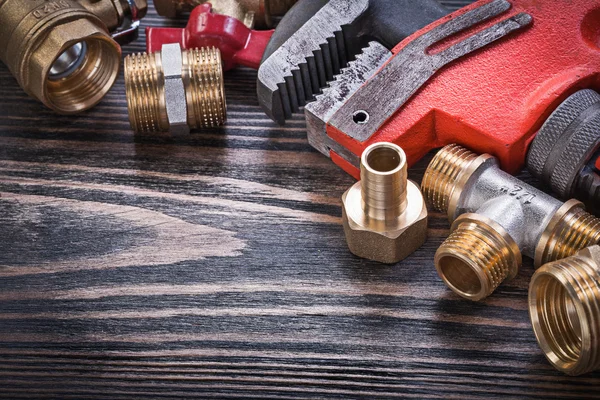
(422, 144), (478, 213)
(536, 200), (600, 268)
(124, 46), (226, 133)
(529, 246), (600, 376)
(124, 52), (165, 133)
(435, 214), (521, 301)
(184, 47), (226, 129)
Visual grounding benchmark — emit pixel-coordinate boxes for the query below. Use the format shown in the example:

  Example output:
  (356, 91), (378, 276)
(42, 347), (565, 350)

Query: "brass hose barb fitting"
(422, 144), (600, 301)
(124, 44), (227, 134)
(154, 0), (298, 28)
(0, 0), (147, 114)
(342, 143), (428, 264)
(529, 246), (600, 376)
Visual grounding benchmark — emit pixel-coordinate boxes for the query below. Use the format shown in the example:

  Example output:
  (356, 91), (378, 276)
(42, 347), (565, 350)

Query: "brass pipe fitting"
(153, 0), (298, 28)
(0, 0), (147, 114)
(422, 144), (600, 301)
(529, 246), (600, 376)
(124, 43), (227, 134)
(342, 143), (428, 264)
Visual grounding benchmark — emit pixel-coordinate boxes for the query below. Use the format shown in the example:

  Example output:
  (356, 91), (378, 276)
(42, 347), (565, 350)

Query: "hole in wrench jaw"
(353, 110), (369, 124)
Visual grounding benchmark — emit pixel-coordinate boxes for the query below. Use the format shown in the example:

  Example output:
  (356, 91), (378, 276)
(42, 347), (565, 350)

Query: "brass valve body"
(529, 246), (600, 376)
(342, 143), (428, 264)
(422, 144), (600, 301)
(0, 0), (147, 114)
(124, 44), (226, 134)
(153, 0), (297, 28)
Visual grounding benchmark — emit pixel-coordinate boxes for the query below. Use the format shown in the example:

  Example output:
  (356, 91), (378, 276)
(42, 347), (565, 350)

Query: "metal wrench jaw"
(257, 0), (450, 125)
(257, 0), (369, 124)
(305, 41), (392, 164)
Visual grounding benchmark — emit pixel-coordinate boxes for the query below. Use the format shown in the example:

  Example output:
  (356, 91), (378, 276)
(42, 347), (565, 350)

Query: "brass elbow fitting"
(153, 0), (298, 28)
(342, 143), (428, 264)
(0, 0), (147, 114)
(529, 246), (600, 376)
(124, 43), (227, 134)
(422, 144), (600, 301)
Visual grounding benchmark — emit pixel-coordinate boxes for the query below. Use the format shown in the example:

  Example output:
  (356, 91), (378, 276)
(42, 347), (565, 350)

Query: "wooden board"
(0, 1), (598, 398)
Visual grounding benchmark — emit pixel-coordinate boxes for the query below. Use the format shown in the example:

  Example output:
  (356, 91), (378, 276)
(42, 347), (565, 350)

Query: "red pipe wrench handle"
(146, 3), (273, 71)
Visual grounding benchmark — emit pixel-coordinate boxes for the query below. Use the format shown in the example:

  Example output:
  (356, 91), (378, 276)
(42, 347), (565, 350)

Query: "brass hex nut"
(342, 180), (428, 264)
(153, 0), (181, 18)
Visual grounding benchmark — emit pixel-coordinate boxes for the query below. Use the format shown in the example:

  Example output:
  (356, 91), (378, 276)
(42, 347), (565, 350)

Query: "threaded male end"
(124, 44), (226, 134)
(421, 144), (478, 214)
(530, 246), (600, 376)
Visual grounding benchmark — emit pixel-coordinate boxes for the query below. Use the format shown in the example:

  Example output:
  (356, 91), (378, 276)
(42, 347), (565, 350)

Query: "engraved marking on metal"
(330, 0), (533, 142)
(499, 185), (537, 204)
(32, 0), (70, 19)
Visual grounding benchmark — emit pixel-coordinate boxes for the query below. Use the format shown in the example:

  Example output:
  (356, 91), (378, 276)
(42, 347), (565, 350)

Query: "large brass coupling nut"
(529, 246), (600, 376)
(124, 43), (227, 134)
(0, 0), (147, 114)
(342, 143), (428, 264)
(422, 144), (600, 301)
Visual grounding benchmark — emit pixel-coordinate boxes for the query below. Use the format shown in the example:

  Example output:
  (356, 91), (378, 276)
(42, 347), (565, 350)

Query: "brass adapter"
(529, 246), (600, 376)
(422, 144), (600, 301)
(342, 143), (428, 264)
(0, 0), (147, 114)
(154, 0), (297, 28)
(124, 43), (226, 134)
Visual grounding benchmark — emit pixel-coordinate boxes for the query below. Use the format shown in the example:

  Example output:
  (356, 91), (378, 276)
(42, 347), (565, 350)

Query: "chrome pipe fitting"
(422, 144), (600, 301)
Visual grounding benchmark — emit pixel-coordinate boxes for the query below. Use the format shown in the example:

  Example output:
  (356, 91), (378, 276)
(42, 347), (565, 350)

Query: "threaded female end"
(360, 143), (408, 221)
(536, 200), (600, 268)
(124, 51), (166, 133)
(435, 214), (522, 301)
(183, 47), (226, 129)
(422, 144), (478, 214)
(124, 46), (226, 133)
(529, 246), (600, 376)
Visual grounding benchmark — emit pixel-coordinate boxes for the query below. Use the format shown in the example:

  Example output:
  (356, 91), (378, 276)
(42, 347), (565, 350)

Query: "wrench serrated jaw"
(257, 0), (369, 125)
(305, 42), (392, 157)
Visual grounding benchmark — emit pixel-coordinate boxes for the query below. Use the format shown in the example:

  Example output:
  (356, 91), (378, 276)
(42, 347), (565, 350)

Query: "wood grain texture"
(0, 1), (599, 398)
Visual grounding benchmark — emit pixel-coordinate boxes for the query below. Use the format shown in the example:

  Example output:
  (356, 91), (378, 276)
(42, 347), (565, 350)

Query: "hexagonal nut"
(578, 245), (600, 265)
(342, 181), (428, 264)
(153, 0), (183, 17)
(161, 43), (189, 134)
(129, 0), (149, 20)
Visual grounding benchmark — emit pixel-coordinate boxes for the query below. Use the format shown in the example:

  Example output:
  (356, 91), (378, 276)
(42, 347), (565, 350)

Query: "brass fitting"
(153, 0), (297, 28)
(342, 143), (428, 264)
(422, 144), (600, 301)
(124, 43), (227, 134)
(0, 0), (147, 114)
(529, 246), (600, 376)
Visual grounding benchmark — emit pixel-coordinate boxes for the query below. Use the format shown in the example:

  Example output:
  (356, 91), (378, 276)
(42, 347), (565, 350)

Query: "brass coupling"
(529, 246), (600, 376)
(422, 144), (600, 301)
(342, 143), (428, 264)
(0, 0), (147, 114)
(153, 0), (298, 28)
(124, 43), (227, 134)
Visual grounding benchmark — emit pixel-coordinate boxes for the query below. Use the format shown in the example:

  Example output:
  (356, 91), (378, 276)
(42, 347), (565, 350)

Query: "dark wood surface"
(1, 1), (599, 398)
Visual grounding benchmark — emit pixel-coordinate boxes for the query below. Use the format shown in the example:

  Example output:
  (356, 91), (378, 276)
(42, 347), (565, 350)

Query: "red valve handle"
(146, 3), (273, 70)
